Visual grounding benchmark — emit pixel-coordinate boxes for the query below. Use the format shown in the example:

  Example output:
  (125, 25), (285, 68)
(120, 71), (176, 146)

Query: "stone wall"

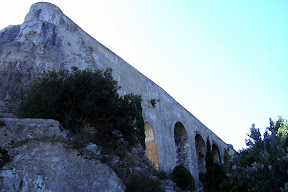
(0, 2), (235, 188)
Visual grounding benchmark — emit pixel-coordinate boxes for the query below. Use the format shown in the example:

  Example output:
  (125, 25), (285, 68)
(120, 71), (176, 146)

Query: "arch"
(224, 150), (230, 164)
(212, 144), (221, 163)
(174, 122), (191, 169)
(195, 134), (206, 173)
(144, 122), (159, 170)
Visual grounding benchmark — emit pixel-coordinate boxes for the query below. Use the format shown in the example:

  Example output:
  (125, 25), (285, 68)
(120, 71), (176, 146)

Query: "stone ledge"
(0, 142), (125, 192)
(0, 117), (125, 191)
(0, 118), (68, 149)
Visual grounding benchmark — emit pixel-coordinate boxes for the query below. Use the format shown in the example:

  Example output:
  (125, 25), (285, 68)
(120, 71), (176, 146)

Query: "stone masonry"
(0, 2), (235, 187)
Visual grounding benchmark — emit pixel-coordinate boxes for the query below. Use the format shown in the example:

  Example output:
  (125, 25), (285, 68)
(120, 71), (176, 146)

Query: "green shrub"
(224, 118), (288, 191)
(125, 172), (164, 192)
(18, 67), (144, 149)
(171, 164), (195, 191)
(200, 138), (228, 192)
(0, 148), (10, 168)
(0, 120), (5, 127)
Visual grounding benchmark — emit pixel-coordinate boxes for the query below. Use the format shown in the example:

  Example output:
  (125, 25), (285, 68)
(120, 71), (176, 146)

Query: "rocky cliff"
(0, 2), (100, 112)
(0, 118), (125, 191)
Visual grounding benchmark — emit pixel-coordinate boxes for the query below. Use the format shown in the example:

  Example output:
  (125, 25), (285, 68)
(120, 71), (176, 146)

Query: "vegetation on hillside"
(171, 164), (195, 191)
(17, 67), (288, 191)
(224, 117), (288, 192)
(199, 138), (227, 192)
(200, 117), (288, 192)
(18, 67), (145, 149)
(16, 67), (169, 191)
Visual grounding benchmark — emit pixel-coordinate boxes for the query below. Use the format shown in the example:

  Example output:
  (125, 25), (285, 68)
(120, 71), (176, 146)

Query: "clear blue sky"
(1, 1), (287, 150)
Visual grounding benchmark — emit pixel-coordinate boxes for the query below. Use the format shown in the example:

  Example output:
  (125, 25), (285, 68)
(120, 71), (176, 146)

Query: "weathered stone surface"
(1, 142), (124, 192)
(0, 2), (235, 189)
(0, 118), (125, 192)
(0, 25), (20, 47)
(0, 118), (67, 148)
(0, 2), (98, 103)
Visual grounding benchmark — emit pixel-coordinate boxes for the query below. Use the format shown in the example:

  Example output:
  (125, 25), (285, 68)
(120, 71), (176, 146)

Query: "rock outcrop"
(0, 118), (125, 192)
(0, 2), (98, 106)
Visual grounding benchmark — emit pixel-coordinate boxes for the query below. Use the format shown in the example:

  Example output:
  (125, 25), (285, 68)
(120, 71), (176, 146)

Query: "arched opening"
(224, 150), (230, 164)
(212, 144), (221, 163)
(195, 134), (206, 173)
(144, 122), (159, 170)
(174, 122), (191, 169)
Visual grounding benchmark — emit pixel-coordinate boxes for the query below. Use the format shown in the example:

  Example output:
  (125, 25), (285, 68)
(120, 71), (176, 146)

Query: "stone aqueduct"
(0, 2), (234, 185)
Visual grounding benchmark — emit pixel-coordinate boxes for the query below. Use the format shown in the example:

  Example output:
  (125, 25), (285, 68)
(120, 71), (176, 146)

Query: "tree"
(276, 116), (288, 140)
(18, 67), (144, 149)
(205, 138), (215, 191)
(226, 117), (288, 192)
(200, 138), (227, 192)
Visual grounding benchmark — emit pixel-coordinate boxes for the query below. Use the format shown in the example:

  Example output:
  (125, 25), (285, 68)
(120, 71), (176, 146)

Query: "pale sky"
(1, 1), (287, 151)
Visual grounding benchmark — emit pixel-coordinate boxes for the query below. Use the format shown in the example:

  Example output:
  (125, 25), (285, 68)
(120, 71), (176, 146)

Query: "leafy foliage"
(205, 138), (214, 190)
(200, 138), (227, 192)
(18, 68), (144, 149)
(200, 117), (288, 192)
(276, 116), (288, 140)
(171, 164), (195, 191)
(150, 99), (160, 107)
(125, 172), (164, 192)
(225, 117), (288, 192)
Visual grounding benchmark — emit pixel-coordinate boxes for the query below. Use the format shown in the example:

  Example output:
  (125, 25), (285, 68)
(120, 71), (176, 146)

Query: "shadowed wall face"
(144, 122), (159, 170)
(174, 122), (192, 169)
(224, 150), (230, 164)
(212, 144), (221, 162)
(195, 134), (206, 173)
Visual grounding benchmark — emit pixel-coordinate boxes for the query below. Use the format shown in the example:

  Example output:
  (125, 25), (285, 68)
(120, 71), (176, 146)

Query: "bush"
(171, 164), (195, 191)
(0, 120), (5, 127)
(200, 138), (228, 192)
(18, 67), (144, 149)
(0, 148), (10, 168)
(224, 118), (288, 191)
(125, 172), (164, 192)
